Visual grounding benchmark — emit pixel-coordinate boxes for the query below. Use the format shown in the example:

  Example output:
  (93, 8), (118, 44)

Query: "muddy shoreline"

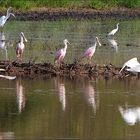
(1, 8), (140, 21)
(0, 60), (139, 79)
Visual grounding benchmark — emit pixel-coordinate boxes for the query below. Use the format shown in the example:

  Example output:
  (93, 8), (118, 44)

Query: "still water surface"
(0, 19), (140, 139)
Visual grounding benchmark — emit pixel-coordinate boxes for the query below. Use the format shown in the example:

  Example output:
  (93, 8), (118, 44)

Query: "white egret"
(119, 57), (140, 73)
(108, 23), (119, 36)
(0, 7), (15, 32)
(54, 39), (70, 65)
(16, 32), (27, 60)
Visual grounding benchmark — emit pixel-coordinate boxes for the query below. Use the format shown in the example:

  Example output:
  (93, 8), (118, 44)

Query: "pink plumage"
(54, 39), (70, 65)
(82, 37), (101, 63)
(16, 32), (27, 60)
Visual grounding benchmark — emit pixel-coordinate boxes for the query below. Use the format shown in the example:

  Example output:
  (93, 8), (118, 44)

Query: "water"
(0, 19), (140, 139)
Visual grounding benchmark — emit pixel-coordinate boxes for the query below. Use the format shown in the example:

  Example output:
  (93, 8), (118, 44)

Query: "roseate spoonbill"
(82, 37), (101, 64)
(108, 23), (119, 36)
(0, 7), (15, 32)
(54, 39), (70, 65)
(119, 57), (140, 73)
(16, 32), (27, 60)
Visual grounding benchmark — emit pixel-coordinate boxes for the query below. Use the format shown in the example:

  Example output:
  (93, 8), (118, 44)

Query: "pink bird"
(82, 37), (101, 63)
(54, 39), (70, 65)
(16, 32), (27, 60)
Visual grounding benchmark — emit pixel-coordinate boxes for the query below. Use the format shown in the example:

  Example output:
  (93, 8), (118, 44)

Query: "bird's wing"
(119, 57), (140, 73)
(108, 29), (116, 35)
(82, 47), (95, 57)
(126, 65), (140, 73)
(55, 49), (63, 59)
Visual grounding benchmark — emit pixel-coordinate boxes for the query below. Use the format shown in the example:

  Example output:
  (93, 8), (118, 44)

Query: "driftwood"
(0, 60), (138, 79)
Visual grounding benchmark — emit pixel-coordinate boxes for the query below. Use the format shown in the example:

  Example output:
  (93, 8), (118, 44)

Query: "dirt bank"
(0, 60), (139, 79)
(1, 7), (140, 21)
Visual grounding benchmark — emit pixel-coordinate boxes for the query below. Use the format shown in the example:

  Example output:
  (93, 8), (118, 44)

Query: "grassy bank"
(0, 0), (140, 10)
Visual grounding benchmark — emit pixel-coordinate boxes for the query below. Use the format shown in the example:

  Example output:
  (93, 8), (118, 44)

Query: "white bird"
(0, 7), (15, 31)
(108, 38), (118, 53)
(119, 57), (140, 73)
(16, 32), (27, 60)
(54, 39), (70, 65)
(126, 65), (140, 73)
(108, 23), (119, 36)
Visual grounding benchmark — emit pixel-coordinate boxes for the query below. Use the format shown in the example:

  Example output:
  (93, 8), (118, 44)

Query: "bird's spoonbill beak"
(10, 13), (16, 18)
(96, 37), (101, 46)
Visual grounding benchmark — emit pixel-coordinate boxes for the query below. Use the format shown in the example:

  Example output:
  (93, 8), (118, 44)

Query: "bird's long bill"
(10, 13), (16, 18)
(97, 38), (101, 46)
(24, 37), (27, 42)
(23, 35), (27, 42)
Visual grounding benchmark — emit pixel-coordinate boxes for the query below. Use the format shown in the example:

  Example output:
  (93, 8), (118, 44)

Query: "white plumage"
(108, 23), (119, 36)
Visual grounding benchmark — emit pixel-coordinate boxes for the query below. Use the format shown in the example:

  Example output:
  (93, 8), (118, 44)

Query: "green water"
(1, 77), (140, 139)
(0, 19), (140, 139)
(2, 19), (140, 66)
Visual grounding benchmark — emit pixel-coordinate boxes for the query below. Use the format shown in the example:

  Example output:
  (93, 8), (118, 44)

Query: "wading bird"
(119, 57), (140, 73)
(54, 39), (70, 65)
(82, 37), (101, 64)
(0, 7), (15, 32)
(16, 32), (27, 60)
(108, 23), (119, 36)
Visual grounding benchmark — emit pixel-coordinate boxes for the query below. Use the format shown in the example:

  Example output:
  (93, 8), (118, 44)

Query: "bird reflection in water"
(119, 105), (140, 125)
(0, 32), (8, 59)
(108, 38), (118, 53)
(83, 78), (99, 114)
(0, 132), (15, 139)
(16, 79), (25, 113)
(54, 77), (66, 111)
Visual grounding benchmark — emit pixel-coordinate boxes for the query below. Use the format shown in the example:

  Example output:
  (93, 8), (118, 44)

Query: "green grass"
(0, 0), (140, 10)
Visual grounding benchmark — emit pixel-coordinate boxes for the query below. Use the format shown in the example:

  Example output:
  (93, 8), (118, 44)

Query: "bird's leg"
(20, 54), (23, 61)
(88, 58), (91, 65)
